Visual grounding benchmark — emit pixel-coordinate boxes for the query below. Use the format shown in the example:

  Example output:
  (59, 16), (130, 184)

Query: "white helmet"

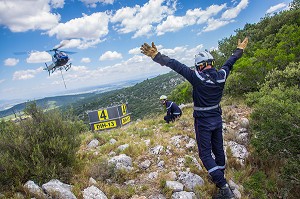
(195, 50), (214, 67)
(159, 95), (167, 100)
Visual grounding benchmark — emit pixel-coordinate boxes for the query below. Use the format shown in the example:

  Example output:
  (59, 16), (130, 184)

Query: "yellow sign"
(98, 109), (109, 121)
(94, 120), (117, 130)
(121, 115), (131, 125)
(121, 104), (127, 115)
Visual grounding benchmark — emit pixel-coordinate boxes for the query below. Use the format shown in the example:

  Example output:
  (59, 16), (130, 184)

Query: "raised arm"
(140, 42), (195, 83)
(221, 37), (249, 76)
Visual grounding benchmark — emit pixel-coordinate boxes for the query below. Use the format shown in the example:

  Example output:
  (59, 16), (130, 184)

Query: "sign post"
(87, 103), (131, 131)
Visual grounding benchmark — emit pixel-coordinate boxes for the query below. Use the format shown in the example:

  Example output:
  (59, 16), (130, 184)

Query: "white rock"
(42, 179), (76, 199)
(117, 144), (129, 151)
(148, 172), (159, 179)
(82, 185), (107, 199)
(87, 139), (99, 149)
(109, 138), (117, 144)
(171, 191), (197, 199)
(165, 181), (184, 192)
(23, 180), (47, 199)
(108, 154), (133, 171)
(240, 118), (249, 129)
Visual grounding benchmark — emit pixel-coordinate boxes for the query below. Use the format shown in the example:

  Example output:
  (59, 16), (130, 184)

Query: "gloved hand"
(140, 42), (158, 59)
(237, 37), (248, 50)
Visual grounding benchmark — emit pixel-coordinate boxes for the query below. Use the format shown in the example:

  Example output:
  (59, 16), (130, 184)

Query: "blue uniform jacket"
(165, 100), (182, 116)
(153, 49), (243, 118)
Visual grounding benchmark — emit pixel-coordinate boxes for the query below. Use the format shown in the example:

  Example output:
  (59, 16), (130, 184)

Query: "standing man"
(159, 95), (182, 123)
(141, 38), (248, 199)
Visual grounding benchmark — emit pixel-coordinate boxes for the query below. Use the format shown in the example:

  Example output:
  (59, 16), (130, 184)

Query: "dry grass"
(58, 104), (255, 198)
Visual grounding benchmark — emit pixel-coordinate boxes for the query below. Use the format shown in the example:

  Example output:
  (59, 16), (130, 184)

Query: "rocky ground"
(4, 102), (253, 199)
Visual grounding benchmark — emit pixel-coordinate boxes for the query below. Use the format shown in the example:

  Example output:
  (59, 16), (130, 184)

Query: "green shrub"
(249, 86), (299, 155)
(0, 102), (82, 190)
(245, 63), (300, 198)
(224, 57), (268, 95)
(169, 80), (193, 104)
(244, 171), (269, 199)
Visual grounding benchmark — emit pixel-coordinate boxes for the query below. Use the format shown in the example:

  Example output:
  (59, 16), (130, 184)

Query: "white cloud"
(80, 0), (114, 7)
(23, 43), (209, 94)
(0, 0), (60, 32)
(55, 39), (82, 49)
(221, 0), (249, 20)
(55, 39), (103, 50)
(203, 18), (232, 32)
(81, 57), (91, 63)
(13, 67), (44, 80)
(0, 79), (5, 84)
(48, 12), (110, 40)
(77, 39), (103, 49)
(65, 43), (203, 84)
(128, 47), (141, 55)
(111, 0), (176, 38)
(50, 0), (65, 8)
(26, 51), (52, 63)
(266, 3), (287, 14)
(70, 66), (88, 73)
(99, 51), (123, 61)
(4, 58), (19, 66)
(156, 4), (226, 35)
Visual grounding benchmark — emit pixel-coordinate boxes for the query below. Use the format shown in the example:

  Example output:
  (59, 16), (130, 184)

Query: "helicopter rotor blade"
(54, 40), (71, 50)
(55, 43), (65, 50)
(60, 50), (77, 54)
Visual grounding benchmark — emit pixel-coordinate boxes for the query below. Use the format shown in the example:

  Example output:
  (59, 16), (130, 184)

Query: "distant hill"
(0, 78), (145, 119)
(1, 71), (185, 121)
(0, 93), (95, 119)
(62, 71), (186, 123)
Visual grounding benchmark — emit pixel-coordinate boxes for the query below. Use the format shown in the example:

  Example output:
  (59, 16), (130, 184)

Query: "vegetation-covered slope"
(0, 1), (299, 198)
(62, 71), (185, 123)
(0, 99), (252, 198)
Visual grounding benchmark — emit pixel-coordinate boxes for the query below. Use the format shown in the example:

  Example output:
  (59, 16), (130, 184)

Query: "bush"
(169, 80), (193, 104)
(244, 171), (271, 199)
(224, 57), (268, 95)
(245, 63), (300, 198)
(0, 102), (82, 190)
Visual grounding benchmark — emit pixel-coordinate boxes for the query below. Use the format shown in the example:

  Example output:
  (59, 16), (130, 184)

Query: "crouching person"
(159, 95), (182, 123)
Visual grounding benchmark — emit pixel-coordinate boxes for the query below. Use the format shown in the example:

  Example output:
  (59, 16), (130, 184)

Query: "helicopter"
(14, 41), (76, 88)
(44, 42), (76, 76)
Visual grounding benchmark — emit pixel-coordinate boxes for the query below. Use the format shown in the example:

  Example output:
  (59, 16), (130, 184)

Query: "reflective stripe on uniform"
(208, 165), (226, 173)
(173, 112), (181, 115)
(195, 70), (206, 81)
(194, 104), (219, 111)
(167, 102), (173, 109)
(208, 166), (219, 173)
(216, 69), (226, 83)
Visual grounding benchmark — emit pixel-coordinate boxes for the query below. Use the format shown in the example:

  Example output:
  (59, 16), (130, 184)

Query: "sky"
(0, 0), (292, 102)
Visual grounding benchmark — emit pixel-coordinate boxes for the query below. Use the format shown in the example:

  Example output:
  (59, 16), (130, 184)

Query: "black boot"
(213, 183), (235, 199)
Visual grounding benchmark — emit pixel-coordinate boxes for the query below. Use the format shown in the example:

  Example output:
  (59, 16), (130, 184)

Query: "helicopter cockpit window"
(58, 52), (68, 59)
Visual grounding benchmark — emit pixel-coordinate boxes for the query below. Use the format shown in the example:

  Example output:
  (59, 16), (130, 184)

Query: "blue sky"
(0, 0), (292, 102)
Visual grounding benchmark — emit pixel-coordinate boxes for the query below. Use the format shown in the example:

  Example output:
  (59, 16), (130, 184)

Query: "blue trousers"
(164, 114), (181, 123)
(194, 116), (227, 188)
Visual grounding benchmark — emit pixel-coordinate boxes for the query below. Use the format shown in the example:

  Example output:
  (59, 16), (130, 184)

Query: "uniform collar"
(202, 67), (216, 74)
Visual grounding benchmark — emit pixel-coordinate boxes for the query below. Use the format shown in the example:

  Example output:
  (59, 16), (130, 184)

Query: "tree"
(290, 0), (300, 10)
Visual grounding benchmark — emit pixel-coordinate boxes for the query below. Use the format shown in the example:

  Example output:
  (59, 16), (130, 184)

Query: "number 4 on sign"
(98, 109), (109, 121)
(121, 104), (127, 115)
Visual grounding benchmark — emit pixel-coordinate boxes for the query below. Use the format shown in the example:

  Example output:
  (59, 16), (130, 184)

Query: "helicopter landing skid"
(63, 63), (71, 71)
